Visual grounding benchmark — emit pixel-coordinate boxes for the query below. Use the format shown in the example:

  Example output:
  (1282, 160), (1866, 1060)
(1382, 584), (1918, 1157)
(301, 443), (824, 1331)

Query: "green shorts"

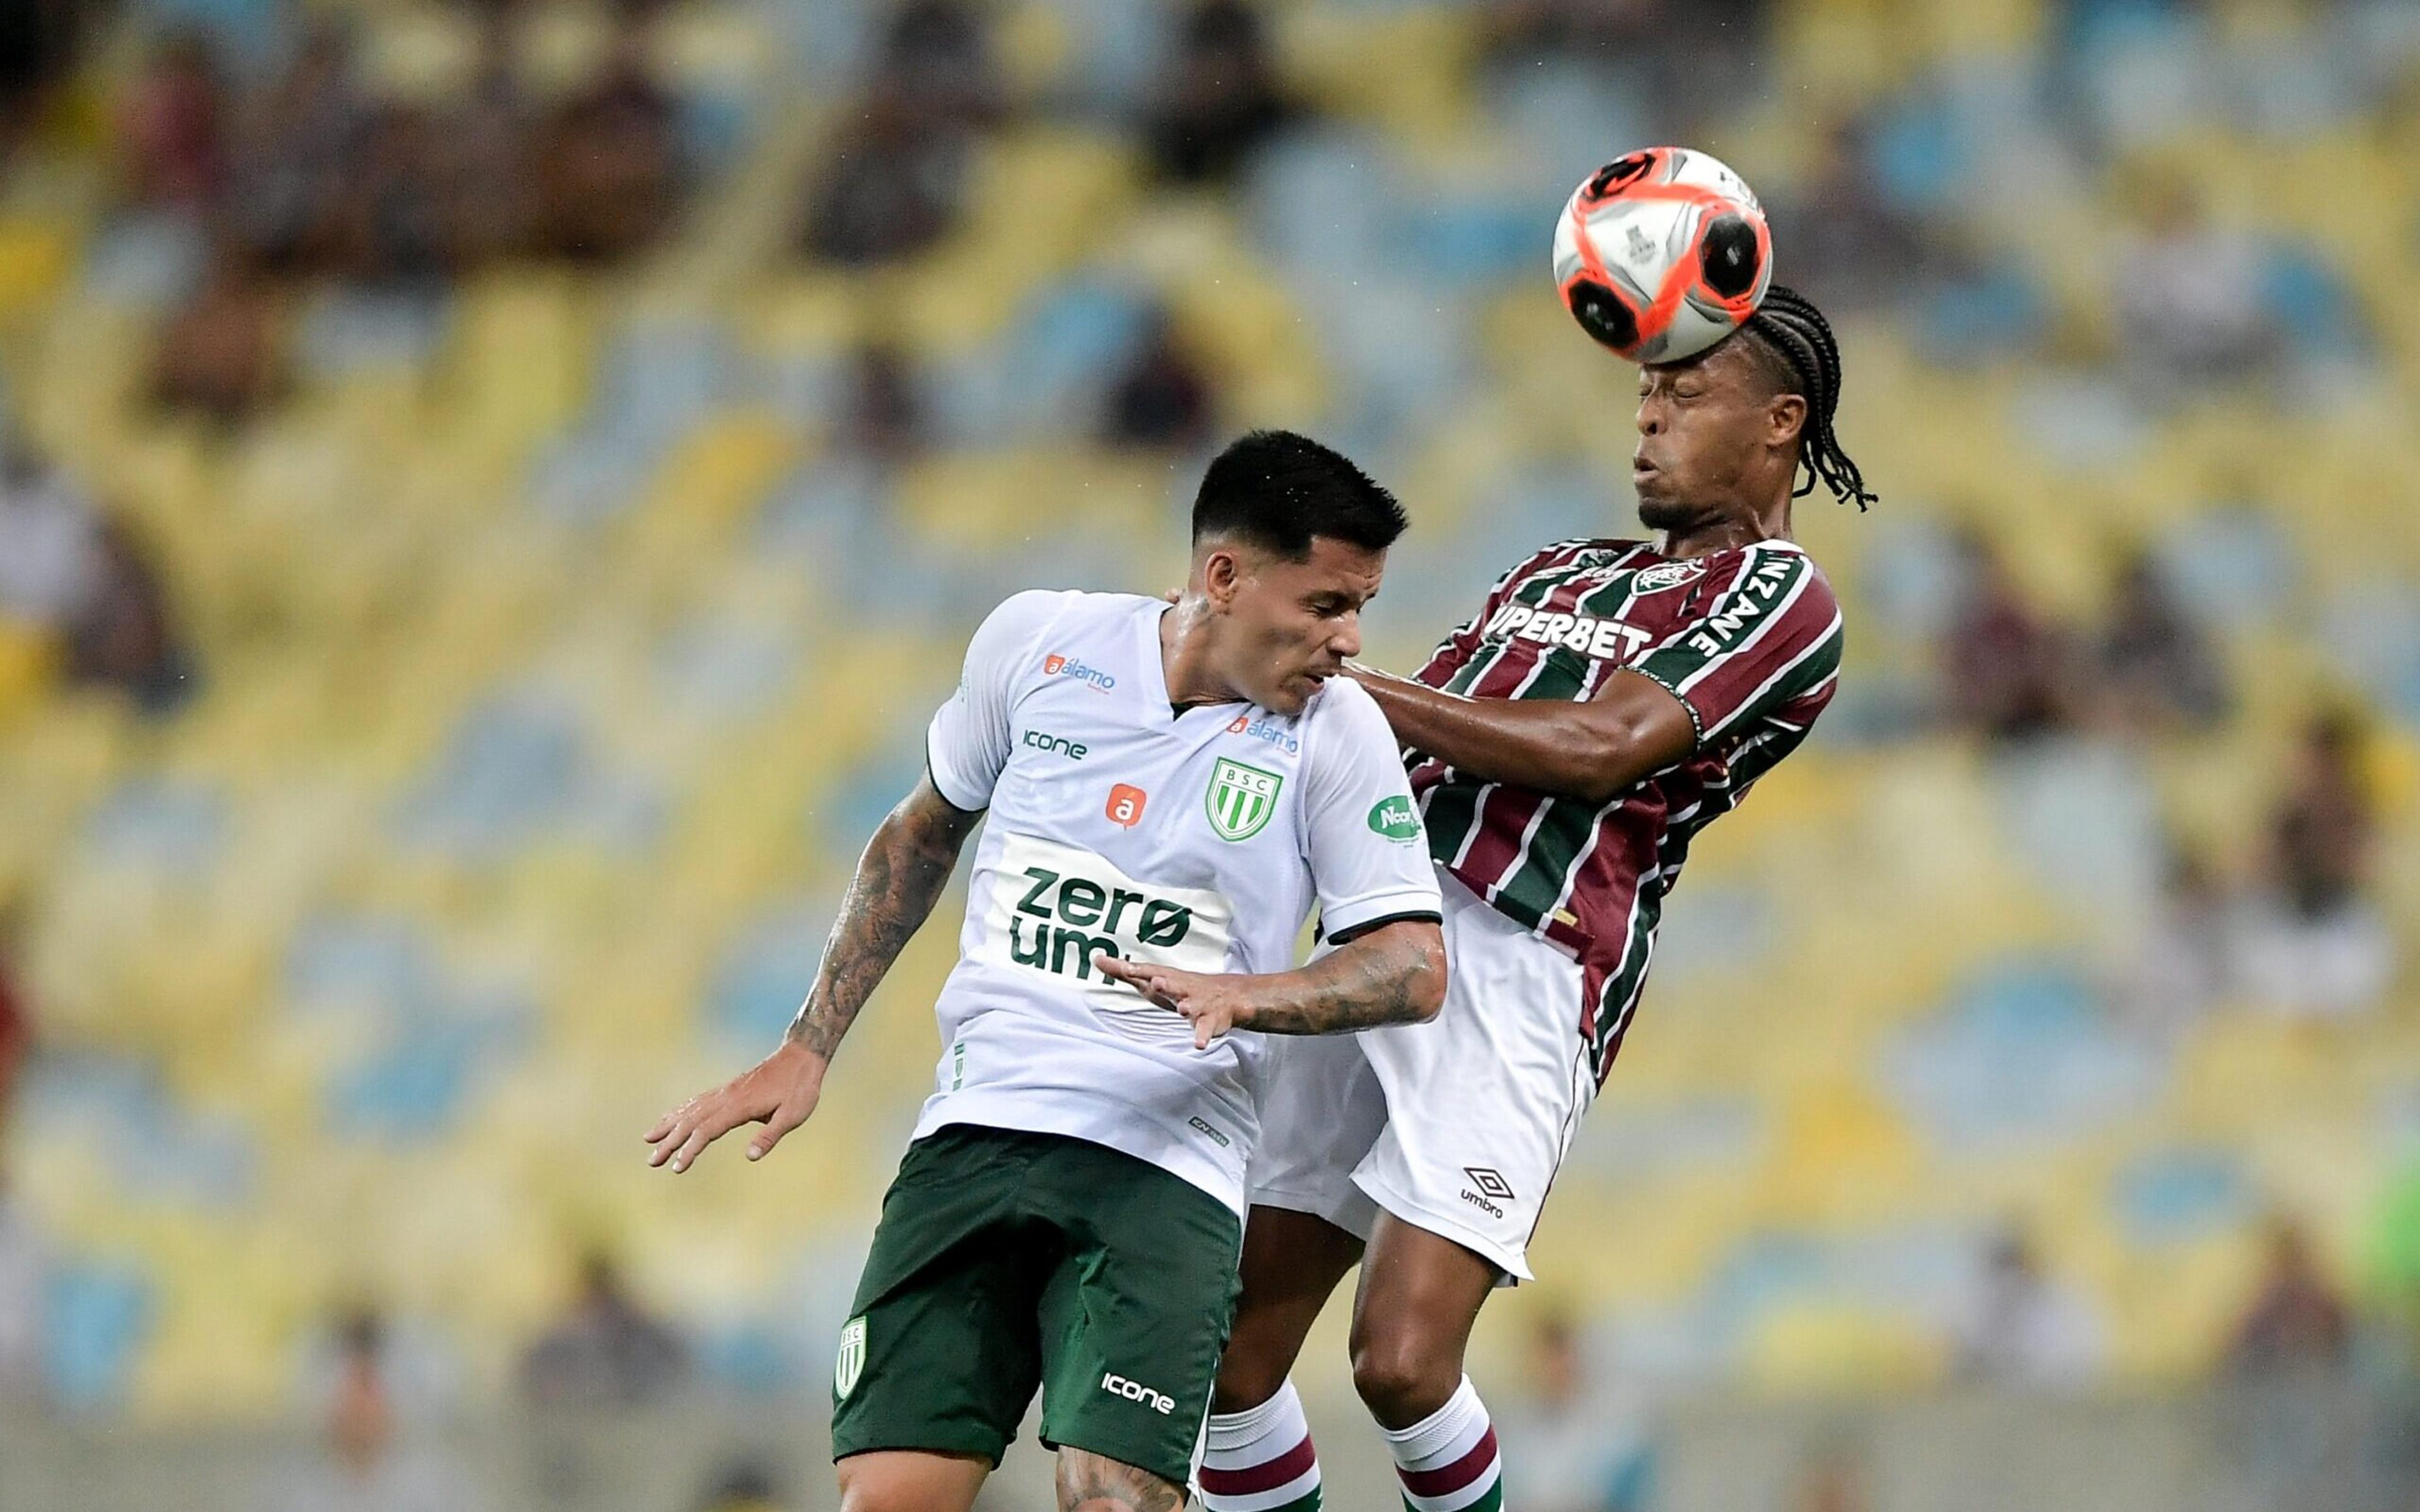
(829, 1123), (1243, 1487)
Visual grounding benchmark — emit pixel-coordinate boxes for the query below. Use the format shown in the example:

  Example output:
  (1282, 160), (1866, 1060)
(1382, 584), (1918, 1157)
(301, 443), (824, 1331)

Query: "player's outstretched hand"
(645, 1040), (827, 1174)
(1096, 956), (1252, 1050)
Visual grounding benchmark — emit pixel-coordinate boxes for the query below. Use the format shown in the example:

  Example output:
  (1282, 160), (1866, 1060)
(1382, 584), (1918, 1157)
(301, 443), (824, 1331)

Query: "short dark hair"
(1190, 429), (1407, 559)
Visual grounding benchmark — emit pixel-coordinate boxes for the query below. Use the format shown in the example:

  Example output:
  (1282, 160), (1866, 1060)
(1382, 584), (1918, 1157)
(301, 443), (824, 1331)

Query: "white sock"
(1199, 1378), (1322, 1511)
(1382, 1376), (1502, 1512)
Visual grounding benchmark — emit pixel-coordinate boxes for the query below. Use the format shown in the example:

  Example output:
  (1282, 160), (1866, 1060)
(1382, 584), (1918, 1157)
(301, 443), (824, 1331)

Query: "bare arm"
(1348, 662), (1697, 805)
(1097, 917), (1447, 1050)
(645, 775), (981, 1171)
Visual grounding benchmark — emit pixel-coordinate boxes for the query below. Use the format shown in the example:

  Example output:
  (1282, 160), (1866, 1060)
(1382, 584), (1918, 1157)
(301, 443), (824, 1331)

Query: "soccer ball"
(1552, 146), (1772, 364)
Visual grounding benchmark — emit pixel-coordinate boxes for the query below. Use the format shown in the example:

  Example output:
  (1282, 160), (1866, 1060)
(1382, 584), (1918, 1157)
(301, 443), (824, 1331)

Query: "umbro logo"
(1460, 1167), (1514, 1219)
(1465, 1167), (1515, 1201)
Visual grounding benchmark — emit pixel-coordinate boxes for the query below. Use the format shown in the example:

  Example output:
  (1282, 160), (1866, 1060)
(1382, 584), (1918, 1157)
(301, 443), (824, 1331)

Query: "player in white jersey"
(646, 432), (1448, 1512)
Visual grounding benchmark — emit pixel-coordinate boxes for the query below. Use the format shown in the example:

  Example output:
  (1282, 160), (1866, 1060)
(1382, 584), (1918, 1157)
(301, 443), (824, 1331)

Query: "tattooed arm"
(1096, 917), (1446, 1050)
(645, 776), (981, 1172)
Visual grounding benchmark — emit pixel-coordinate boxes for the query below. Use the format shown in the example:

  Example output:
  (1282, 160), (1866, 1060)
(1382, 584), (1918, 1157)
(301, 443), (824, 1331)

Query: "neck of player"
(1160, 594), (1240, 710)
(1654, 483), (1794, 559)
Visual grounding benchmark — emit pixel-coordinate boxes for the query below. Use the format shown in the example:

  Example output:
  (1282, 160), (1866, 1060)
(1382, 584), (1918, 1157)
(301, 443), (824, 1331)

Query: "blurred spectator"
(151, 249), (287, 426)
(1953, 1227), (2106, 1389)
(1103, 309), (1217, 451)
(64, 518), (197, 717)
(439, 22), (536, 268)
(118, 28), (228, 212)
(800, 93), (971, 267)
(2112, 171), (2279, 398)
(2121, 846), (2232, 1036)
(1494, 1313), (1654, 1512)
(0, 1168), (44, 1409)
(1146, 0), (1292, 185)
(877, 0), (1006, 131)
(536, 30), (683, 263)
(1768, 119), (1932, 315)
(839, 340), (928, 464)
(2230, 711), (2393, 1019)
(0, 900), (31, 1122)
(228, 23), (368, 275)
(0, 0), (83, 144)
(1942, 529), (2075, 742)
(519, 1251), (686, 1409)
(0, 430), (104, 633)
(331, 106), (453, 286)
(695, 1459), (786, 1512)
(2094, 550), (2228, 735)
(2228, 1217), (2351, 1377)
(280, 1309), (479, 1512)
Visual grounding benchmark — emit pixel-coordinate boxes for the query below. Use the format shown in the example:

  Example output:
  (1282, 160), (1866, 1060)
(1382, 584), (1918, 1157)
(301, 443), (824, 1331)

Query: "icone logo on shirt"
(1042, 652), (1116, 691)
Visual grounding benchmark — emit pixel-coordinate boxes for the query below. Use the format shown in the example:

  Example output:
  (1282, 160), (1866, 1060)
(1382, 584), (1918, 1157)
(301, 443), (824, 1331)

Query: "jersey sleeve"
(1630, 547), (1845, 747)
(926, 590), (1069, 810)
(1300, 682), (1445, 939)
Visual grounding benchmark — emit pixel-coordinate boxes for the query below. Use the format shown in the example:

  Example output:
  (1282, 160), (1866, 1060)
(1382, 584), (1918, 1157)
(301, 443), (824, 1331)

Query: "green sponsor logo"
(1009, 866), (1191, 982)
(1367, 795), (1421, 842)
(1206, 758), (1282, 842)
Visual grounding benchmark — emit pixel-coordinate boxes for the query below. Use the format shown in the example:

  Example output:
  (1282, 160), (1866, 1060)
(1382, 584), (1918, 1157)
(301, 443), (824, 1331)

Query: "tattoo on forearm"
(1245, 929), (1438, 1036)
(785, 786), (976, 1059)
(1057, 1450), (1185, 1512)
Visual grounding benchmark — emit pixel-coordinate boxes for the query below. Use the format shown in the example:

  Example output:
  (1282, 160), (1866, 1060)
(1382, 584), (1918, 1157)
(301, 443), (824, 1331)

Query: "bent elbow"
(1406, 936), (1449, 1023)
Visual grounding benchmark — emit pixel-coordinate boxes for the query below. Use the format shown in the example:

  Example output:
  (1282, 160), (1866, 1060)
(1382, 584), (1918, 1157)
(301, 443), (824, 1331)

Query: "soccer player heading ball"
(1201, 285), (1873, 1512)
(648, 433), (1457, 1512)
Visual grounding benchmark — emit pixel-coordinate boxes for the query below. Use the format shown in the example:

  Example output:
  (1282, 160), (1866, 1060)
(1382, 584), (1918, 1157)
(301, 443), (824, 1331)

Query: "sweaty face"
(1631, 338), (1792, 532)
(1213, 536), (1384, 715)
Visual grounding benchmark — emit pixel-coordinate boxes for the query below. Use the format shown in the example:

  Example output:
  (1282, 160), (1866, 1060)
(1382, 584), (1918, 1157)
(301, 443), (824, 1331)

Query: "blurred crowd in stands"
(0, 4), (2416, 1506)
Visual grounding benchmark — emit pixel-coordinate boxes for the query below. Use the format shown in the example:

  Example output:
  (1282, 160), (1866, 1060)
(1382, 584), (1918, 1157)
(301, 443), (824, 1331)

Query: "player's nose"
(1329, 611), (1361, 661)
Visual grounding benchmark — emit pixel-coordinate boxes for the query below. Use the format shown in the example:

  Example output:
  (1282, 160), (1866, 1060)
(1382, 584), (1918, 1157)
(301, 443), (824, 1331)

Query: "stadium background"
(1, 0), (2418, 1507)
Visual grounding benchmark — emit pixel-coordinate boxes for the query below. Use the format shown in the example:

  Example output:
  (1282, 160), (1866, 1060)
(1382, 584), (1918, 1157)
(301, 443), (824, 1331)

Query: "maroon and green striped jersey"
(1409, 536), (1843, 1079)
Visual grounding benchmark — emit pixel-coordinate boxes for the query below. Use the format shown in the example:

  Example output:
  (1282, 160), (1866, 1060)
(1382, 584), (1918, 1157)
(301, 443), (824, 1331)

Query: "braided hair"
(1735, 284), (1876, 512)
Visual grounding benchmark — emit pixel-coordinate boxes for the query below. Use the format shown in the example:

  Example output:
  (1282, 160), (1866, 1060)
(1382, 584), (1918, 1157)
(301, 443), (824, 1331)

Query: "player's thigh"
(831, 1125), (1061, 1469)
(836, 1449), (989, 1512)
(1027, 1138), (1243, 1488)
(1249, 1005), (1389, 1239)
(1353, 873), (1594, 1282)
(1054, 1446), (1189, 1512)
(1214, 1204), (1363, 1412)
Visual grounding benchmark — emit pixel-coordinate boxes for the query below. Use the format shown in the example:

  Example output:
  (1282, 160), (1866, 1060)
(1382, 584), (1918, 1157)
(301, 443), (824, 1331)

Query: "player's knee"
(1349, 1327), (1459, 1428)
(1211, 1354), (1291, 1417)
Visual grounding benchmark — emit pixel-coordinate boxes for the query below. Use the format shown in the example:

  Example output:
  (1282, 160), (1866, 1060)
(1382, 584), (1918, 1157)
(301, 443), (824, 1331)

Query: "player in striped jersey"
(1201, 287), (1871, 1512)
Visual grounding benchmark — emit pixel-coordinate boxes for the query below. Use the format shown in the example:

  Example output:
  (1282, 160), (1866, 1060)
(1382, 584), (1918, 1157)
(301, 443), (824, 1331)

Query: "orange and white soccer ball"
(1552, 146), (1772, 364)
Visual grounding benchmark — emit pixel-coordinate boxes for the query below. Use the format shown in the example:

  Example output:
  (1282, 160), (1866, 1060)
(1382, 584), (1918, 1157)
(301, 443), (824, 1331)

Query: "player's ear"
(1202, 547), (1242, 610)
(1766, 392), (1807, 453)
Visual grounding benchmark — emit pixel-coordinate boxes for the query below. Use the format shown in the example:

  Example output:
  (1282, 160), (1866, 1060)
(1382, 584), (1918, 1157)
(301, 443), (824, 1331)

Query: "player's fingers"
(667, 1104), (744, 1172)
(748, 1098), (811, 1162)
(646, 1111), (698, 1165)
(644, 1101), (696, 1144)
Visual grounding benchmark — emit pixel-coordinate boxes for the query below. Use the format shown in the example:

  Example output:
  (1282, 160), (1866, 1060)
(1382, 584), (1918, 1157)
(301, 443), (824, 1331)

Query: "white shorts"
(1250, 868), (1594, 1281)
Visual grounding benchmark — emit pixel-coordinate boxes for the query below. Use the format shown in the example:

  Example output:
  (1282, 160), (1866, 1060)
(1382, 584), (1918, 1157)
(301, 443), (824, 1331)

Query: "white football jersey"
(916, 590), (1443, 1211)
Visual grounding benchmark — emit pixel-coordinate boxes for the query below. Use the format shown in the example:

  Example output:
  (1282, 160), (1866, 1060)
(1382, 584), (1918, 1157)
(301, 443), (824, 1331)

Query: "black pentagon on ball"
(1698, 214), (1760, 298)
(1567, 280), (1640, 352)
